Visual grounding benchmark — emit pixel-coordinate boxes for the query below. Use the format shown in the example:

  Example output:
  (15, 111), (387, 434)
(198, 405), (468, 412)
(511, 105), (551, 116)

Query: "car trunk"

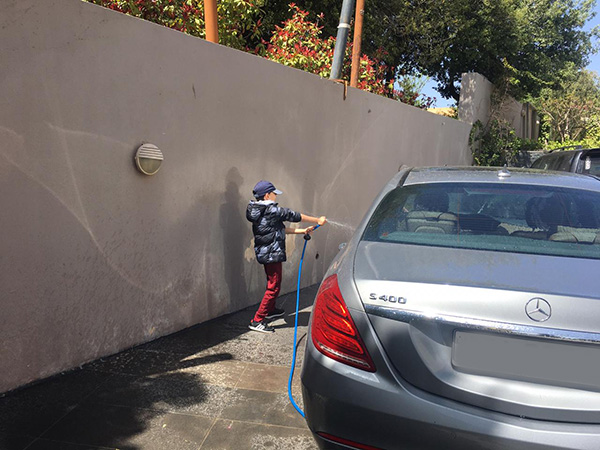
(354, 241), (600, 423)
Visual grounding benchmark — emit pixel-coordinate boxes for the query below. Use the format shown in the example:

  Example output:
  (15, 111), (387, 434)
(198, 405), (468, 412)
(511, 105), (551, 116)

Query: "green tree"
(383, 0), (597, 101)
(275, 0), (597, 103)
(393, 75), (435, 109)
(533, 67), (600, 144)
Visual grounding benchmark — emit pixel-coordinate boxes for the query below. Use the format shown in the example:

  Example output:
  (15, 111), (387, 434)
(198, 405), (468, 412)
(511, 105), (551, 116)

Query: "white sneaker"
(248, 320), (275, 333)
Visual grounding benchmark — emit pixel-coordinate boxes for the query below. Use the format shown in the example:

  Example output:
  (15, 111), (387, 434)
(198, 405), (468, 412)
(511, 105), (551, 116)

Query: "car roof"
(536, 148), (600, 158)
(546, 147), (600, 154)
(402, 166), (600, 191)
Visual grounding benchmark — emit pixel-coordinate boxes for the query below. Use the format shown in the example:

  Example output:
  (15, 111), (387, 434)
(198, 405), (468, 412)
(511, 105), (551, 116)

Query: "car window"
(581, 154), (600, 176)
(554, 153), (576, 171)
(531, 155), (556, 170)
(548, 155), (566, 170)
(362, 183), (600, 260)
(532, 153), (576, 172)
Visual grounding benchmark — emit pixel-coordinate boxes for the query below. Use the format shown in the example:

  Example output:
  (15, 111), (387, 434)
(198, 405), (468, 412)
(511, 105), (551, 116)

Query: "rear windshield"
(362, 183), (600, 259)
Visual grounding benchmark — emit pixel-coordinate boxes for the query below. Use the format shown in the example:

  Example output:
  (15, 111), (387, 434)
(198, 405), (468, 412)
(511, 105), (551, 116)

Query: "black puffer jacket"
(246, 200), (302, 264)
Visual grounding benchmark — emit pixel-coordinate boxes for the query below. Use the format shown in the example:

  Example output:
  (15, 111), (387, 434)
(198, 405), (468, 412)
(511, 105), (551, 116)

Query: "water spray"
(324, 219), (354, 232)
(288, 224), (321, 418)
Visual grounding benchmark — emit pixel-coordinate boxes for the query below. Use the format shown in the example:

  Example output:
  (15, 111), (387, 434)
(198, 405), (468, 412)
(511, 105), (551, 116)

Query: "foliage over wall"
(85, 0), (434, 108)
(263, 4), (391, 95)
(263, 5), (435, 106)
(86, 0), (265, 50)
(470, 119), (541, 167)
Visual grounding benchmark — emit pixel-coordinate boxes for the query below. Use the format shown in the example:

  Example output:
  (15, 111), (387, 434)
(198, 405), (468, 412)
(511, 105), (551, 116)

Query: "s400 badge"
(369, 293), (407, 304)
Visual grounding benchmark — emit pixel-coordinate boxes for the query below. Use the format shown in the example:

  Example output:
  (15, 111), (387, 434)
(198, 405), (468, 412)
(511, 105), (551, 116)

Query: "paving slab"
(201, 420), (318, 450)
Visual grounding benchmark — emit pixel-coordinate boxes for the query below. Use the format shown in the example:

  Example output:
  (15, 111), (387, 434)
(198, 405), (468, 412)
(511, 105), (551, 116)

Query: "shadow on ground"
(0, 285), (320, 450)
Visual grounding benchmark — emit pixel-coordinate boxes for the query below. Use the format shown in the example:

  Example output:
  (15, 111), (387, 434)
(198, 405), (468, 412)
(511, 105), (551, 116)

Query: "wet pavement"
(0, 285), (320, 450)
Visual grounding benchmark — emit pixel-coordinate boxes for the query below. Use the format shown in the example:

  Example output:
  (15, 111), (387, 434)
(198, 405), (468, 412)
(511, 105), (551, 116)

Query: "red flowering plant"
(85, 0), (264, 50)
(262, 4), (335, 77)
(343, 52), (392, 96)
(262, 5), (436, 107)
(262, 4), (391, 96)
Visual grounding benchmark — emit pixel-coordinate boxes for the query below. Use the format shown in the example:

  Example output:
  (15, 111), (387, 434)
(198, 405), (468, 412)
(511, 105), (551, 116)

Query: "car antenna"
(497, 165), (511, 178)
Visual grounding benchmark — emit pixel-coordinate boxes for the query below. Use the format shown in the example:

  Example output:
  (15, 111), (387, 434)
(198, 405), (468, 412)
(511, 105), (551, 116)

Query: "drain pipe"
(329, 0), (356, 80)
(204, 0), (219, 43)
(349, 0), (365, 87)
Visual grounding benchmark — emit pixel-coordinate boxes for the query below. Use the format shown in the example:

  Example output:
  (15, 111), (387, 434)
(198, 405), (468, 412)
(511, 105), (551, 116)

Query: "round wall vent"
(134, 143), (163, 176)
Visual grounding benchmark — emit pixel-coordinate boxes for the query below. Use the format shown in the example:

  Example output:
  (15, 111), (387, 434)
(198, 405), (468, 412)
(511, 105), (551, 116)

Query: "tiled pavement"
(0, 286), (320, 450)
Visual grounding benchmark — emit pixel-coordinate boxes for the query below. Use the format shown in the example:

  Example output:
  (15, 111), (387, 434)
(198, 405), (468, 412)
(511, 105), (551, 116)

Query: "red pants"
(253, 262), (282, 322)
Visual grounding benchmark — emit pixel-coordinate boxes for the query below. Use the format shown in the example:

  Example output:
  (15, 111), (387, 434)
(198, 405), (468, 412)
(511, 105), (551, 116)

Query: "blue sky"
(423, 3), (600, 108)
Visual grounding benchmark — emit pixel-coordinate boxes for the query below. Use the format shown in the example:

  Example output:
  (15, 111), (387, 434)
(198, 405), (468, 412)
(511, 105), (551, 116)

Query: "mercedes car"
(301, 166), (600, 450)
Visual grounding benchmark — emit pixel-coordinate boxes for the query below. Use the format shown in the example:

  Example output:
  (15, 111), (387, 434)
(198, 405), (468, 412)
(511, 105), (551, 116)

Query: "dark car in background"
(531, 147), (600, 176)
(301, 166), (600, 450)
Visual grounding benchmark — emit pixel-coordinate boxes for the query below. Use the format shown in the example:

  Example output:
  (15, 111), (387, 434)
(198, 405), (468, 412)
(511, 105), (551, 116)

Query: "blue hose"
(288, 224), (320, 417)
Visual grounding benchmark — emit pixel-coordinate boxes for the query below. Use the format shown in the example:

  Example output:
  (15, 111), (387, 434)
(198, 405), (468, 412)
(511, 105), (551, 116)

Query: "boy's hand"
(317, 216), (327, 226)
(304, 226), (315, 234)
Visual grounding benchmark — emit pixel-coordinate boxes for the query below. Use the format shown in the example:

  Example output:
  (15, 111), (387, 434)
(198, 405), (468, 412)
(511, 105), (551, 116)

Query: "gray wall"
(459, 73), (494, 126)
(0, 0), (472, 393)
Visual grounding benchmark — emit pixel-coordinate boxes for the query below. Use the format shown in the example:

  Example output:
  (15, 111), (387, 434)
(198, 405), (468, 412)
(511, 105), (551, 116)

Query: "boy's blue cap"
(253, 180), (282, 198)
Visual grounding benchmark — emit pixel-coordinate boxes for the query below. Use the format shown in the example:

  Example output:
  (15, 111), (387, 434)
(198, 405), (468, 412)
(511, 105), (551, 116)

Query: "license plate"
(452, 331), (600, 391)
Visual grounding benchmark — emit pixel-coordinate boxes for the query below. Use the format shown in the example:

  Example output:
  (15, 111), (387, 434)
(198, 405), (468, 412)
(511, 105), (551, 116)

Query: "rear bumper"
(301, 340), (600, 450)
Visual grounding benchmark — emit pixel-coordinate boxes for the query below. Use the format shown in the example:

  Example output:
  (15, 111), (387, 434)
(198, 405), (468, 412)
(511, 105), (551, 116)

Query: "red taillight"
(311, 274), (376, 372)
(318, 432), (382, 450)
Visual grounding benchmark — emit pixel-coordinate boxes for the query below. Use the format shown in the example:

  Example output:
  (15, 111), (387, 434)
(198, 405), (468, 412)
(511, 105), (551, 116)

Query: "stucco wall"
(458, 72), (494, 125)
(0, 0), (472, 393)
(458, 72), (539, 141)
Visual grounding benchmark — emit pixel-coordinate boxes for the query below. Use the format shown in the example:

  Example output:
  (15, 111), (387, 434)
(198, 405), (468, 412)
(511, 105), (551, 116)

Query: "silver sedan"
(301, 166), (600, 450)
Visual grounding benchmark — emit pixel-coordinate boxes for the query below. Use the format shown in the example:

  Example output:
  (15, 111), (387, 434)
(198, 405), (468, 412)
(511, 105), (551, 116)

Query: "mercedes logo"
(525, 298), (552, 322)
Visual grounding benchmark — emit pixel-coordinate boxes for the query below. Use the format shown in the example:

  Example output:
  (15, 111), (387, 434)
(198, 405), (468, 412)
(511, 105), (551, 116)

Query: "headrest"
(525, 196), (565, 231)
(414, 192), (449, 212)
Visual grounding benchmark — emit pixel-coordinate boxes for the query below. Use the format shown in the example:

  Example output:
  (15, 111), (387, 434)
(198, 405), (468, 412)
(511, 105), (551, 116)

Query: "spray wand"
(288, 224), (321, 417)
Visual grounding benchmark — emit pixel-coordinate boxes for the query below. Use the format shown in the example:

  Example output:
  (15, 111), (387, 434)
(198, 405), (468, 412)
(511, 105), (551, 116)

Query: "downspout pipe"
(350, 0), (365, 87)
(204, 0), (219, 43)
(329, 0), (356, 80)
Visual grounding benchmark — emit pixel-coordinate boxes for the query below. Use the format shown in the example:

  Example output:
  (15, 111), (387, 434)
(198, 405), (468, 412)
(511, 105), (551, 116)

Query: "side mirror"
(338, 243), (347, 251)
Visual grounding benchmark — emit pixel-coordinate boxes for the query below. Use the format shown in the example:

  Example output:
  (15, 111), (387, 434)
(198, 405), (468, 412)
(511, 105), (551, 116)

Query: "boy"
(246, 180), (327, 333)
